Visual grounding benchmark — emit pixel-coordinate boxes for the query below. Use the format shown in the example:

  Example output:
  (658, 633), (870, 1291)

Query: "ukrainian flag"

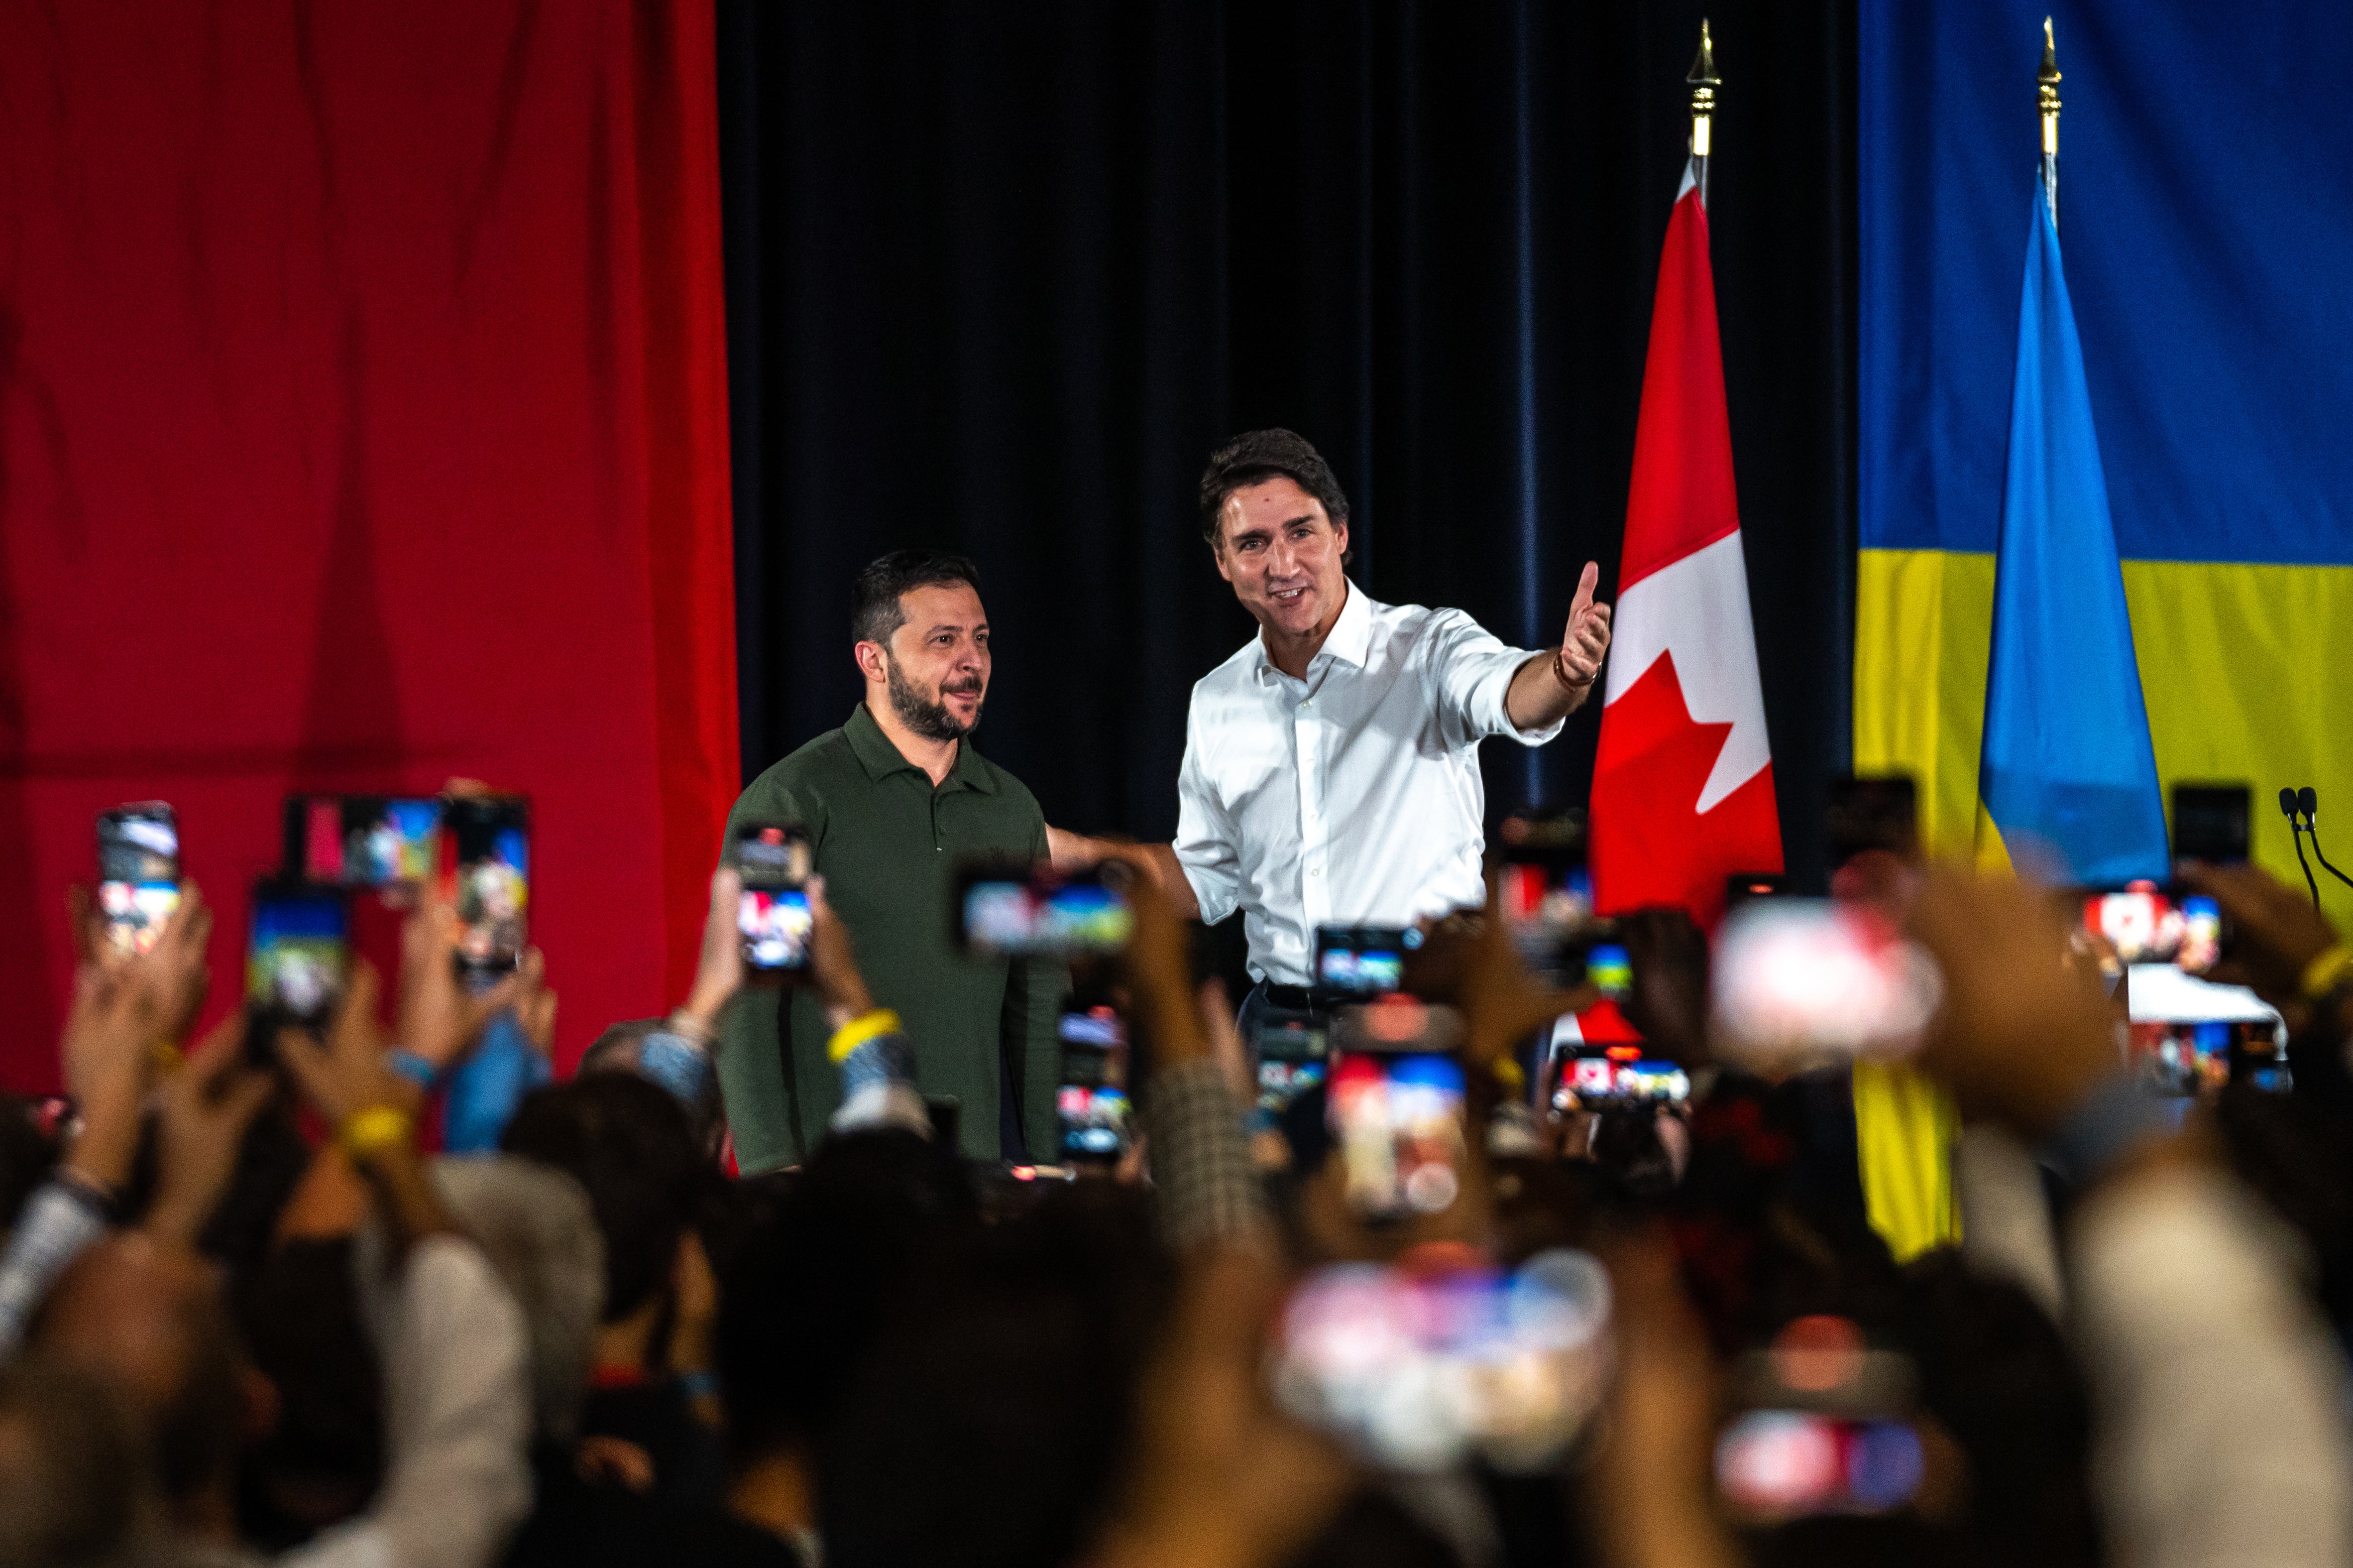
(1855, 2), (2353, 1258)
(1973, 178), (2168, 881)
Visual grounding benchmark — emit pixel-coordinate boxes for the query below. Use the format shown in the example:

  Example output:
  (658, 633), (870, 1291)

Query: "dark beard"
(886, 654), (981, 742)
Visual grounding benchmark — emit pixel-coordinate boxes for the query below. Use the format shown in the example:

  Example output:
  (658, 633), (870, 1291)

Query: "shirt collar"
(1256, 578), (1373, 683)
(844, 702), (997, 793)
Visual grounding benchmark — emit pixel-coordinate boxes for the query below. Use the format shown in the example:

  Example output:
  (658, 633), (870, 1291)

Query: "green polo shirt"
(717, 703), (1065, 1169)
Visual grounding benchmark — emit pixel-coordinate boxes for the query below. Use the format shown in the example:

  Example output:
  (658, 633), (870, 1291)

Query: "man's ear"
(852, 640), (886, 684)
(1210, 537), (1235, 585)
(1332, 519), (1351, 567)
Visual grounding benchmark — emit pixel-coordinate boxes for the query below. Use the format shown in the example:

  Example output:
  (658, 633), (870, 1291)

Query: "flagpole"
(1687, 19), (1718, 205)
(2039, 17), (2062, 231)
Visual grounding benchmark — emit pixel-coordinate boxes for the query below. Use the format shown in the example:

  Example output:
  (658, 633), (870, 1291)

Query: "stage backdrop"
(1858, 0), (2353, 933)
(718, 0), (1858, 886)
(0, 1), (738, 1087)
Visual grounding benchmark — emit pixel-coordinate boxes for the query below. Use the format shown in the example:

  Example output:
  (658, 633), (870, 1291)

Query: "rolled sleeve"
(1427, 609), (1563, 747)
(1173, 722), (1242, 925)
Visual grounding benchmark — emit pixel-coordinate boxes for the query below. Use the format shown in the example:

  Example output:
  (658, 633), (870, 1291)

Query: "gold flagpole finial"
(2038, 17), (2062, 158)
(1687, 19), (1720, 161)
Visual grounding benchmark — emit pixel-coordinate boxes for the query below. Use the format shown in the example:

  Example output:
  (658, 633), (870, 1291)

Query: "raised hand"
(396, 889), (521, 1076)
(1556, 560), (1614, 692)
(145, 1009), (277, 1244)
(278, 961), (401, 1129)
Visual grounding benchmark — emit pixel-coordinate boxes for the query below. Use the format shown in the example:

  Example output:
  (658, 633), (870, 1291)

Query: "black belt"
(1260, 984), (1320, 1011)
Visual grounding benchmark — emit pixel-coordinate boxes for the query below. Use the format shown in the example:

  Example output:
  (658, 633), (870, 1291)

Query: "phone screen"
(734, 824), (813, 972)
(1255, 1010), (1329, 1119)
(1056, 1007), (1132, 1165)
(2172, 783), (2251, 864)
(97, 803), (180, 958)
(248, 887), (349, 1026)
(957, 865), (1134, 959)
(288, 795), (442, 888)
(1716, 1411), (1926, 1522)
(2077, 882), (2222, 971)
(1328, 1050), (1466, 1219)
(1313, 925), (1421, 996)
(1550, 1050), (1689, 1113)
(445, 796), (529, 975)
(1274, 1250), (1613, 1473)
(1711, 899), (1942, 1066)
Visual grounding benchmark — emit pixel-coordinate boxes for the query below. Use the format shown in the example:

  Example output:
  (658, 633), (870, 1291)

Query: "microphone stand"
(2300, 792), (2353, 892)
(2284, 789), (2322, 910)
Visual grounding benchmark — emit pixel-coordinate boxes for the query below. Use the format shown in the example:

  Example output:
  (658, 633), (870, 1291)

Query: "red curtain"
(0, 1), (737, 1085)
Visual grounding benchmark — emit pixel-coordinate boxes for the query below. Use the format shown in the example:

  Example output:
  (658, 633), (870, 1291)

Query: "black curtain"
(719, 0), (1855, 887)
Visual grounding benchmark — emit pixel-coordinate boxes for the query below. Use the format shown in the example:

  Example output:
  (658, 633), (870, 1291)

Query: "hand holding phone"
(1056, 1007), (1133, 1167)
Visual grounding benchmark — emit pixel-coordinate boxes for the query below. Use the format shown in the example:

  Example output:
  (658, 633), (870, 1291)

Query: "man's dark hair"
(502, 1075), (707, 1325)
(852, 549), (982, 648)
(1197, 428), (1351, 551)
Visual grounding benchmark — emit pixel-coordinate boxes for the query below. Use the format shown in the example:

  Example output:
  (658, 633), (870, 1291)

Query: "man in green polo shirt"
(718, 550), (1064, 1169)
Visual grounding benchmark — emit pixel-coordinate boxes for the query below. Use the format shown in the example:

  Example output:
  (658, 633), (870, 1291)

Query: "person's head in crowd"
(233, 1238), (385, 1549)
(818, 1182), (1172, 1568)
(402, 1156), (603, 1445)
(31, 1234), (260, 1547)
(850, 548), (989, 744)
(1898, 1250), (2101, 1568)
(718, 1130), (974, 1526)
(501, 1076), (700, 1370)
(0, 1357), (152, 1568)
(1198, 428), (1353, 643)
(578, 1017), (723, 1153)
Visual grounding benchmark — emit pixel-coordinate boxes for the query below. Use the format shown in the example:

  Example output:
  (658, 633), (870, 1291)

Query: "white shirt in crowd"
(1175, 580), (1560, 986)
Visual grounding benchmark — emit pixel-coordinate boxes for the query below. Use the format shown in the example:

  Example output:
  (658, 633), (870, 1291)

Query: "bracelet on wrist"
(828, 1008), (902, 1064)
(1553, 650), (1596, 691)
(338, 1105), (415, 1162)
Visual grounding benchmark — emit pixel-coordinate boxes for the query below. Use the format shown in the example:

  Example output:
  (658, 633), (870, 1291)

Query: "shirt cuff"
(1474, 650), (1568, 746)
(1172, 850), (1240, 927)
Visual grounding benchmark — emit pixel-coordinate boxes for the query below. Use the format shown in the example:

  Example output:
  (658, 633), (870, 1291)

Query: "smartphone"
(285, 795), (443, 888)
(1273, 1249), (1613, 1474)
(733, 823), (813, 974)
(1826, 774), (1920, 871)
(1327, 1045), (1467, 1219)
(1056, 1006), (1132, 1166)
(2172, 782), (2251, 864)
(248, 884), (350, 1029)
(1715, 1315), (1926, 1522)
(955, 862), (1134, 960)
(96, 802), (181, 959)
(444, 795), (530, 977)
(1313, 925), (1422, 997)
(1710, 899), (1943, 1066)
(1255, 1009), (1330, 1120)
(2073, 881), (2223, 972)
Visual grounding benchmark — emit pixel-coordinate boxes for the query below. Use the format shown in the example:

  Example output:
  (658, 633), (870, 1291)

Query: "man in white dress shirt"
(1055, 428), (1612, 1009)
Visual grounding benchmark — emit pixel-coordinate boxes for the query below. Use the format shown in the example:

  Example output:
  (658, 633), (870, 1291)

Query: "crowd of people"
(3, 824), (2352, 1568)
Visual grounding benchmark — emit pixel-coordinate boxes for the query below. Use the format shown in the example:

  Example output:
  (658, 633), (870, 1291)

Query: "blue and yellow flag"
(1975, 180), (2168, 881)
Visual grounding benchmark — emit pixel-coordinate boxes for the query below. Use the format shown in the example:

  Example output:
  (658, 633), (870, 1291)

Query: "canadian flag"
(1589, 165), (1780, 927)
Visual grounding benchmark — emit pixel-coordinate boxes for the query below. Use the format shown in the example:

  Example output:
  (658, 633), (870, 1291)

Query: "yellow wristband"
(338, 1105), (415, 1162)
(2300, 943), (2353, 1002)
(827, 1008), (902, 1064)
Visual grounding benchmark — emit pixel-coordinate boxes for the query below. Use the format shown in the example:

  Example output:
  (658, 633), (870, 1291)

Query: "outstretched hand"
(1556, 561), (1614, 691)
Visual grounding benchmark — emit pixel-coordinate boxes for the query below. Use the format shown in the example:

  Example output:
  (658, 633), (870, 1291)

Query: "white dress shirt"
(1175, 581), (1562, 986)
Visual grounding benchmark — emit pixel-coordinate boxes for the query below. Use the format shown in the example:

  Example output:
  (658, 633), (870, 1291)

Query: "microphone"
(2298, 786), (2353, 892)
(2282, 787), (2322, 909)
